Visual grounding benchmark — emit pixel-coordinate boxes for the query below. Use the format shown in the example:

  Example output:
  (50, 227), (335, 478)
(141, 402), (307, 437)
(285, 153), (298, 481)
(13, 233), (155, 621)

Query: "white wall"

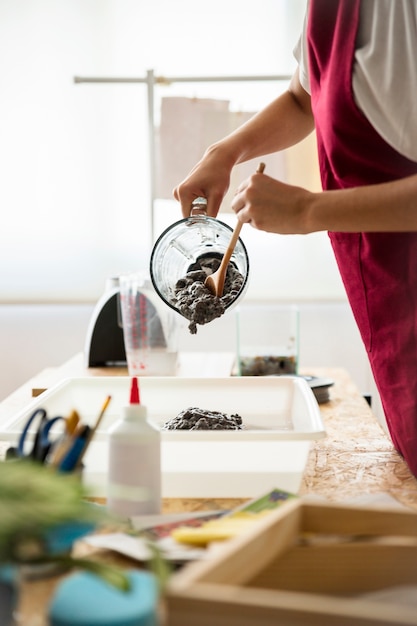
(0, 301), (385, 431)
(0, 2), (387, 436)
(0, 0), (308, 304)
(0, 304), (94, 398)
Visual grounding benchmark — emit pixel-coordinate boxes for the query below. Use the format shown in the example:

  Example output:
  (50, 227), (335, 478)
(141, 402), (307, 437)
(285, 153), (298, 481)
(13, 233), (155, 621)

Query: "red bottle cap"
(130, 377), (140, 404)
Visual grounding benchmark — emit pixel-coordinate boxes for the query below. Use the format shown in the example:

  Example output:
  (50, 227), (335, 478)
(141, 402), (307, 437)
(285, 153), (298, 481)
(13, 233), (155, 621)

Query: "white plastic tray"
(0, 376), (326, 497)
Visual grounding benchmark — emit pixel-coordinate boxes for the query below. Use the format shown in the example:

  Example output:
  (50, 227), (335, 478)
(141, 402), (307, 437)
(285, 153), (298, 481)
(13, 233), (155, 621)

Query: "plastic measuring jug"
(118, 272), (179, 376)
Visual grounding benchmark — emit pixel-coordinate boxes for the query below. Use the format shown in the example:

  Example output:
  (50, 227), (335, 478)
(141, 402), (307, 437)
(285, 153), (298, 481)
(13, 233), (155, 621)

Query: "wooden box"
(165, 500), (417, 625)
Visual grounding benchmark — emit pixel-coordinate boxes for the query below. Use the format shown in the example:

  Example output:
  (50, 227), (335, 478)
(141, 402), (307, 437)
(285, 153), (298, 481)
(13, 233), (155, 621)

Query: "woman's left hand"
(231, 171), (314, 235)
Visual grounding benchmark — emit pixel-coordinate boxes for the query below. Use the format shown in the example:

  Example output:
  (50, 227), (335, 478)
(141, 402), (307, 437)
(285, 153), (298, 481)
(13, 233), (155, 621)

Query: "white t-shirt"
(294, 0), (417, 162)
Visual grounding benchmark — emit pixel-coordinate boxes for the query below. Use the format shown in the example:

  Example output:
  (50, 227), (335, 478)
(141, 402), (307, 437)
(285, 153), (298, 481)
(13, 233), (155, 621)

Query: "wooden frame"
(165, 500), (417, 625)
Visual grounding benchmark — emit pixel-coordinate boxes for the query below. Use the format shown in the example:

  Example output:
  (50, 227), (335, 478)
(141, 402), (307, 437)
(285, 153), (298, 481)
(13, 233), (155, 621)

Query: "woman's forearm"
(205, 70), (315, 167)
(173, 71), (315, 217)
(307, 174), (417, 233)
(232, 172), (417, 235)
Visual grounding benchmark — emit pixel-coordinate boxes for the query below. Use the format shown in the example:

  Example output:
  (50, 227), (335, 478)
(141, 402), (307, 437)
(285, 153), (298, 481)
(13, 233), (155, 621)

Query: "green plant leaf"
(0, 460), (168, 593)
(27, 554), (131, 591)
(0, 461), (107, 561)
(127, 530), (172, 592)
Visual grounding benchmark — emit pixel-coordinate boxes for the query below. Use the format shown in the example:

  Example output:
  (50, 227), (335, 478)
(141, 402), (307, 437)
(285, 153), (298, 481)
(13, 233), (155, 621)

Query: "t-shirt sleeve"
(293, 8), (310, 94)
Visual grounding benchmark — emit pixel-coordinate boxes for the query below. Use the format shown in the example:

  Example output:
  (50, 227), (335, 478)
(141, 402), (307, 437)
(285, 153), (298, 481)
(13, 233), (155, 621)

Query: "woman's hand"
(232, 171), (417, 234)
(173, 71), (315, 221)
(173, 147), (235, 218)
(231, 172), (314, 235)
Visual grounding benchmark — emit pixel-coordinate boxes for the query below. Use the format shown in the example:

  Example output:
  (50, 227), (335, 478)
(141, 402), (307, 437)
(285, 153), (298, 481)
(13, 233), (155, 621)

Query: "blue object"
(58, 426), (91, 472)
(18, 408), (64, 462)
(0, 566), (17, 625)
(49, 570), (159, 626)
(43, 521), (96, 554)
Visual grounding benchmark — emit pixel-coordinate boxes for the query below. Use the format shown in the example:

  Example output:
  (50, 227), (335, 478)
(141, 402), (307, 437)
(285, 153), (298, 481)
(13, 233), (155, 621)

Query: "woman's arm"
(173, 70), (315, 217)
(232, 172), (417, 234)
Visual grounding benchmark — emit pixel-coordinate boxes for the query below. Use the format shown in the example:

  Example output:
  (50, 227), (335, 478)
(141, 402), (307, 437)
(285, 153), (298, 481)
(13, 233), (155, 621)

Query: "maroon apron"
(308, 0), (417, 475)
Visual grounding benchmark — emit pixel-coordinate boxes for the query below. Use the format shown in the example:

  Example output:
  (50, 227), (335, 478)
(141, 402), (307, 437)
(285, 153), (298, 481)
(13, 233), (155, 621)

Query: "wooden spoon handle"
(221, 162), (265, 268)
(221, 220), (243, 270)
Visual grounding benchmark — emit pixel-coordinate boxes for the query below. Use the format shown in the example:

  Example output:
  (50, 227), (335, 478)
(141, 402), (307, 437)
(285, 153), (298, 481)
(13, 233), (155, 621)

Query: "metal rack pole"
(73, 72), (291, 84)
(146, 69), (156, 243)
(74, 71), (292, 242)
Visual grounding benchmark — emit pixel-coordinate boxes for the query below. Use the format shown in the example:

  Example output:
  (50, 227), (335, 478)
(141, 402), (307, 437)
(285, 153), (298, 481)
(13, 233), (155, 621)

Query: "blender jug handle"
(190, 197), (208, 216)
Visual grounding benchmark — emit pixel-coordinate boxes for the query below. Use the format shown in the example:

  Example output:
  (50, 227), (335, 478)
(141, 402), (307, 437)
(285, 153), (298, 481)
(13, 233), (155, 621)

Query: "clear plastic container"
(119, 272), (179, 376)
(236, 304), (299, 376)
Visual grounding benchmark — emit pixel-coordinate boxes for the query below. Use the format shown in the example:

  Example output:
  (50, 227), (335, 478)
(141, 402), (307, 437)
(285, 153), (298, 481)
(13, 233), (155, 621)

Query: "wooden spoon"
(205, 162), (265, 297)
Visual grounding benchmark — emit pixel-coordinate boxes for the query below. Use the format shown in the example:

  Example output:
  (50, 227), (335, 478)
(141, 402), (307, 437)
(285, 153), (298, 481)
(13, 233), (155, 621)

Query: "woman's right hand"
(173, 145), (235, 218)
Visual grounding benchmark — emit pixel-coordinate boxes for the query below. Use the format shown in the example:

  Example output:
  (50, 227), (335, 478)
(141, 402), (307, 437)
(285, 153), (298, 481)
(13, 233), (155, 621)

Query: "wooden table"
(2, 354), (417, 624)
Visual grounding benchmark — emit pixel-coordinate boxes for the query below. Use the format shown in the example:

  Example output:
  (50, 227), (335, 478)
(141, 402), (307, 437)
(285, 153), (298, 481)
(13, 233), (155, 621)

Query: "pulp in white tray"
(0, 376), (326, 498)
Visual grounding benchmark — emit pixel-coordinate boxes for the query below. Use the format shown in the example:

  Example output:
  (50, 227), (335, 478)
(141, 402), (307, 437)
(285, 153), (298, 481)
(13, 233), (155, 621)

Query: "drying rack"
(74, 69), (292, 242)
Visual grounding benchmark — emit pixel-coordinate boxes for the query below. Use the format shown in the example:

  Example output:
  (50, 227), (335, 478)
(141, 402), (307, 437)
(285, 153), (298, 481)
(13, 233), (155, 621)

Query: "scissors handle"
(38, 415), (65, 462)
(17, 408), (47, 459)
(17, 409), (64, 462)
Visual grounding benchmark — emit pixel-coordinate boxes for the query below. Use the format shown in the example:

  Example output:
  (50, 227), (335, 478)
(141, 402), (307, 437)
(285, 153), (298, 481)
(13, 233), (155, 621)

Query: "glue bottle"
(107, 377), (161, 518)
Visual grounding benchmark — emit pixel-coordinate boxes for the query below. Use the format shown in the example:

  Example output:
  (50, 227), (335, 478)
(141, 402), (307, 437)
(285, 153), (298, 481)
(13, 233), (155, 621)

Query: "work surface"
(1, 353), (417, 624)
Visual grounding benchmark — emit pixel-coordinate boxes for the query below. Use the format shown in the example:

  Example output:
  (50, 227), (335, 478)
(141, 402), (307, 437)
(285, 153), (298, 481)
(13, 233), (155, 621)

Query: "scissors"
(17, 408), (65, 463)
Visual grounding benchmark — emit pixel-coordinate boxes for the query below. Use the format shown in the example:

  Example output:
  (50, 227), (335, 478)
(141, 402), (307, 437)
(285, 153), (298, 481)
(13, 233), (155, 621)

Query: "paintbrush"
(75, 395), (112, 469)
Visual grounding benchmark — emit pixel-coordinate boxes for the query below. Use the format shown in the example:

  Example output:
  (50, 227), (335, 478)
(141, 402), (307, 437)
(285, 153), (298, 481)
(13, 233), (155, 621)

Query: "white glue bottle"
(107, 377), (161, 518)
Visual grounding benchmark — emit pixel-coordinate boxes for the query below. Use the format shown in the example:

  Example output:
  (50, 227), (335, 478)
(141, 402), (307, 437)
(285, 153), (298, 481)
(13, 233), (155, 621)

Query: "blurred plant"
(0, 460), (130, 590)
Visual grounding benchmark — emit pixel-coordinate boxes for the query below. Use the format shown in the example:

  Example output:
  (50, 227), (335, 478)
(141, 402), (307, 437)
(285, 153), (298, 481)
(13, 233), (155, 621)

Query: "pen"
(58, 424), (91, 472)
(49, 410), (81, 467)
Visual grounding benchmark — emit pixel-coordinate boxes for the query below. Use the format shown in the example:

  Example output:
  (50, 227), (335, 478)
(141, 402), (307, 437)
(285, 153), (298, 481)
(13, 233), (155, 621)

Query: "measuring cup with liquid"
(118, 272), (179, 375)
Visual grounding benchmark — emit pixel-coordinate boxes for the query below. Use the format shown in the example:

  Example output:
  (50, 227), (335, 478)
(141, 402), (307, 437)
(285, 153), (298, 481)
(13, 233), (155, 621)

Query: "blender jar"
(149, 201), (250, 328)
